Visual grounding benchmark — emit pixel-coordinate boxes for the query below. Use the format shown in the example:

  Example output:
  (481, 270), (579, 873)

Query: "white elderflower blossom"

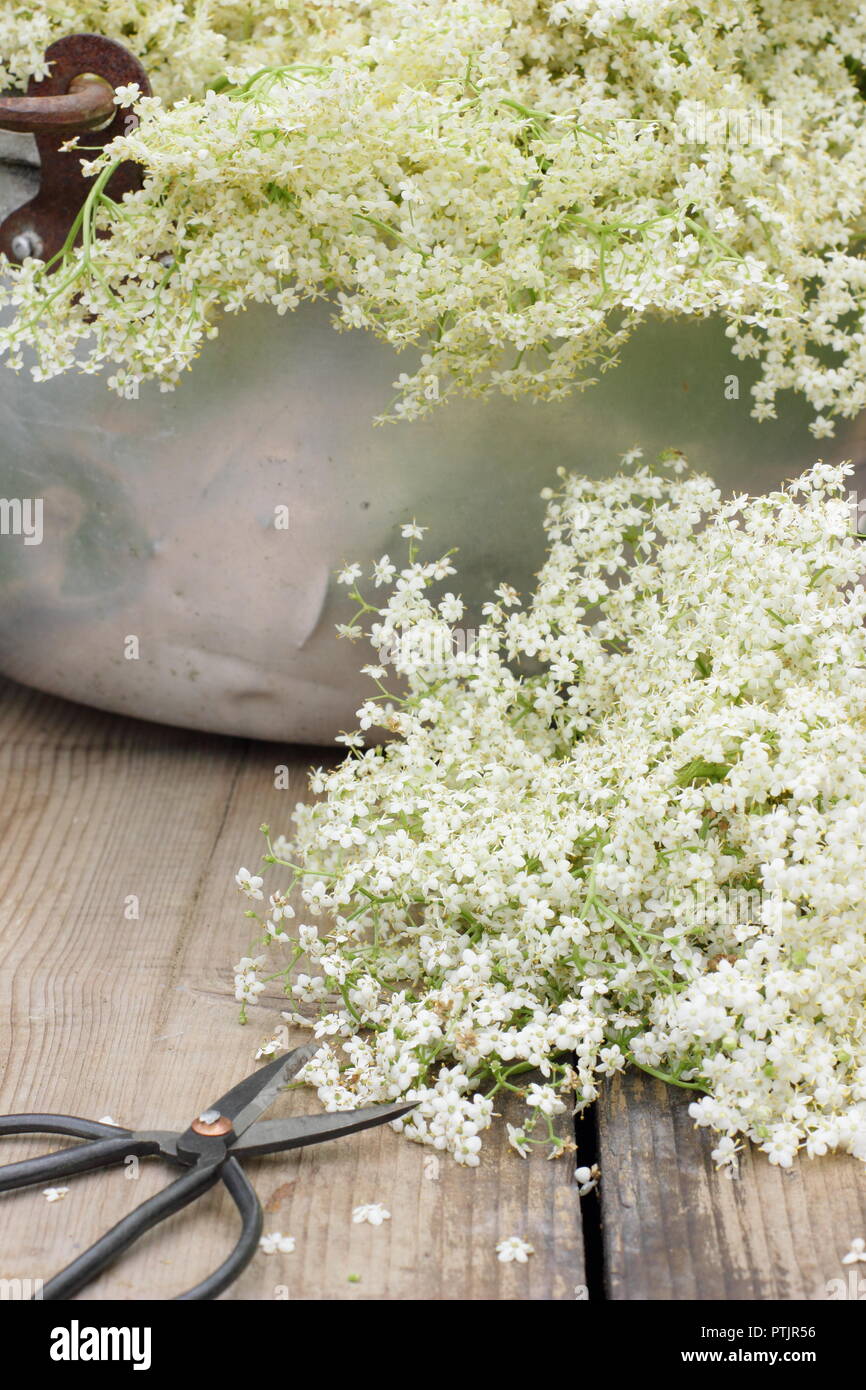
(234, 955), (267, 1008)
(112, 82), (141, 108)
(352, 1203), (391, 1226)
(234, 454), (866, 1167)
(372, 556), (397, 588)
(496, 1236), (534, 1263)
(710, 1136), (742, 1172)
(259, 1232), (296, 1254)
(235, 868), (264, 901)
(574, 1164), (600, 1196)
(2, 4), (866, 434)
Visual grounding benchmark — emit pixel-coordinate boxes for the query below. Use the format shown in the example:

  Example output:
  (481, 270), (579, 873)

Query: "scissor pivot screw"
(191, 1113), (233, 1137)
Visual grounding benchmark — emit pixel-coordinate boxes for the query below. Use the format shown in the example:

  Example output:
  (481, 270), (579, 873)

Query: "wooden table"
(1, 676), (864, 1301)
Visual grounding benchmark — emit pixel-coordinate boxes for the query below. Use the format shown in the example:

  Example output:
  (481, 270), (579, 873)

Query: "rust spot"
(0, 34), (151, 264)
(265, 1181), (296, 1213)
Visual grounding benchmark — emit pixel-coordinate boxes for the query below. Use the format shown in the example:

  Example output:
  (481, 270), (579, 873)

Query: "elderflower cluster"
(2, 2), (866, 430)
(236, 454), (866, 1168)
(0, 2), (342, 104)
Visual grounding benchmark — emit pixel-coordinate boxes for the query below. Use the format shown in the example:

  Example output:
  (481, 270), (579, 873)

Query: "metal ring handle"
(0, 34), (151, 265)
(0, 74), (116, 135)
(0, 1136), (145, 1193)
(40, 1161), (224, 1301)
(176, 1157), (264, 1301)
(0, 1112), (131, 1142)
(0, 1113), (140, 1192)
(0, 1117), (263, 1300)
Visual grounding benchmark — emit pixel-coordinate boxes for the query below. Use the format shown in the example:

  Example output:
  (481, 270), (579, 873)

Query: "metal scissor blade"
(230, 1101), (416, 1158)
(203, 1042), (320, 1139)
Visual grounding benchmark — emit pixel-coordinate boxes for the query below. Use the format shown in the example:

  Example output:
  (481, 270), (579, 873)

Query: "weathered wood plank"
(597, 1070), (866, 1300)
(0, 677), (584, 1300)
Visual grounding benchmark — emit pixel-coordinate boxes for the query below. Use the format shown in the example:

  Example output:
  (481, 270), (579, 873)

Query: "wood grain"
(8, 670), (861, 1304)
(597, 1070), (866, 1301)
(0, 677), (584, 1301)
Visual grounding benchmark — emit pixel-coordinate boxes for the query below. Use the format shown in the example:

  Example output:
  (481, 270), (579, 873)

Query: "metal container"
(1, 136), (863, 743)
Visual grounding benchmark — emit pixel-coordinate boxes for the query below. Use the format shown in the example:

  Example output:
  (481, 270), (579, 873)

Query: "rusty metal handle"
(0, 35), (150, 264)
(0, 73), (116, 135)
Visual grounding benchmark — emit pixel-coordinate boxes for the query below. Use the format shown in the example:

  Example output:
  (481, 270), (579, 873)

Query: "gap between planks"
(5, 676), (861, 1303)
(597, 1071), (866, 1300)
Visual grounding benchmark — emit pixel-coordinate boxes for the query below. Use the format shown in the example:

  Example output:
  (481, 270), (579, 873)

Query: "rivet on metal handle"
(0, 32), (151, 266)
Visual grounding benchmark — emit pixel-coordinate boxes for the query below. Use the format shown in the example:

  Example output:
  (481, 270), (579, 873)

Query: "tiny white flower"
(235, 867), (264, 900)
(260, 1232), (296, 1254)
(43, 1187), (69, 1203)
(372, 556), (397, 587)
(496, 1236), (534, 1263)
(809, 416), (835, 440)
(335, 731), (364, 748)
(494, 583), (520, 606)
(268, 894), (295, 923)
(352, 1203), (391, 1226)
(574, 1163), (600, 1195)
(438, 593), (464, 623)
(112, 82), (142, 108)
(506, 1123), (531, 1157)
(711, 1136), (741, 1170)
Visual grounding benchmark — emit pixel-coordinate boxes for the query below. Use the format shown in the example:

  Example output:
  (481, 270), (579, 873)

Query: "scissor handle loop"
(0, 1112), (130, 1142)
(36, 1157), (264, 1301)
(0, 1113), (146, 1194)
(176, 1158), (263, 1300)
(39, 1160), (223, 1299)
(0, 1113), (264, 1300)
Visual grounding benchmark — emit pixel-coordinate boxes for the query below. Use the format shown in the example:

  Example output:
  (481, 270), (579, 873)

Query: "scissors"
(0, 1042), (412, 1300)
